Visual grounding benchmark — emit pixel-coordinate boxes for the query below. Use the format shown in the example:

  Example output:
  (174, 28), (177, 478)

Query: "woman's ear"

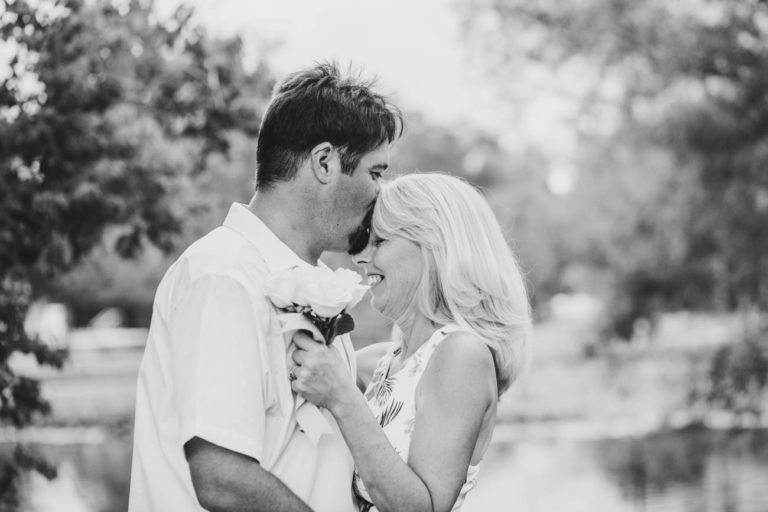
(310, 142), (340, 184)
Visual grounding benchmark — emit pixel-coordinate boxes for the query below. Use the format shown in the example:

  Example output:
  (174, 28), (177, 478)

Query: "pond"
(3, 427), (768, 512)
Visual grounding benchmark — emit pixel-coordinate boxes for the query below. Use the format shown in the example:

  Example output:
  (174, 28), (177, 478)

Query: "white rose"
(291, 266), (331, 307)
(333, 268), (369, 310)
(332, 267), (362, 287)
(346, 284), (369, 310)
(264, 268), (302, 308)
(304, 280), (351, 318)
(304, 268), (370, 317)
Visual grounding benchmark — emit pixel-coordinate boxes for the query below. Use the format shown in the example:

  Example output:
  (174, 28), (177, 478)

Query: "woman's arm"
(355, 342), (393, 391)
(291, 332), (496, 512)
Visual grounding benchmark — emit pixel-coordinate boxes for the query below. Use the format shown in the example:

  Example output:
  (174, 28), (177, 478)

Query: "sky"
(149, 0), (589, 187)
(153, 0), (496, 129)
(0, 0), (586, 192)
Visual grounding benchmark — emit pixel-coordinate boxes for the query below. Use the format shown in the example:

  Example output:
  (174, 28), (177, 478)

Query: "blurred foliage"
(54, 111), (527, 328)
(462, 0), (768, 419)
(393, 112), (508, 189)
(395, 113), (574, 313)
(462, 0), (768, 328)
(689, 325), (768, 421)
(49, 129), (260, 327)
(0, 0), (271, 497)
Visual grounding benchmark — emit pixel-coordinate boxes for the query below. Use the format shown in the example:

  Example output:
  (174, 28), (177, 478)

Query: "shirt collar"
(222, 203), (311, 273)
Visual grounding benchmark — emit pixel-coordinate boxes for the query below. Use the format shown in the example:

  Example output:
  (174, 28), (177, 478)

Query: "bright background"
(2, 0), (768, 510)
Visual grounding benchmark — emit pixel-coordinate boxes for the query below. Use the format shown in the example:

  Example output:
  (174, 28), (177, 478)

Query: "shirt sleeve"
(169, 274), (271, 463)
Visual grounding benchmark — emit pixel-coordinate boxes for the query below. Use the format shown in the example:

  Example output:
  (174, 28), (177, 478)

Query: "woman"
(290, 173), (531, 512)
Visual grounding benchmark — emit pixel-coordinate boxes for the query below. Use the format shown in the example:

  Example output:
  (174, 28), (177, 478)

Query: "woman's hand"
(290, 332), (358, 411)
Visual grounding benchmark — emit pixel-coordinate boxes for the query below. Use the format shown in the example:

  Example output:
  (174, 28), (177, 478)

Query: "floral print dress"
(353, 325), (481, 512)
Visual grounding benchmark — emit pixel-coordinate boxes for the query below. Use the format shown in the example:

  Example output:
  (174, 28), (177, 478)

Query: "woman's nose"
(352, 242), (373, 266)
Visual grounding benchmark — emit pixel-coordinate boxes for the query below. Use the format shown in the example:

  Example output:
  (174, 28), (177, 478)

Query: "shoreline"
(3, 415), (767, 446)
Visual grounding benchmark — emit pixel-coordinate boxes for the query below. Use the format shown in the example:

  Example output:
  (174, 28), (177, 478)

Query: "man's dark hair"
(255, 62), (403, 190)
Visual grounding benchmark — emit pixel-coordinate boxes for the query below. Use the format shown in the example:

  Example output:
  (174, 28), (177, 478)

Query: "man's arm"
(170, 275), (312, 511)
(185, 437), (313, 512)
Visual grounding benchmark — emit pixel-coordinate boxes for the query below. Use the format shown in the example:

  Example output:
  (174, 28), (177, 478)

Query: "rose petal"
(264, 268), (300, 308)
(346, 285), (369, 310)
(333, 268), (363, 287)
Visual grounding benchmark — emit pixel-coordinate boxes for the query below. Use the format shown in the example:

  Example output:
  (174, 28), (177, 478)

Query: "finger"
(293, 330), (315, 344)
(291, 349), (307, 365)
(293, 331), (322, 351)
(290, 367), (307, 390)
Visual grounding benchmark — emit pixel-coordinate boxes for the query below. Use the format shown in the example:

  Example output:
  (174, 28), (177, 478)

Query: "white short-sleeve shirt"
(128, 203), (358, 512)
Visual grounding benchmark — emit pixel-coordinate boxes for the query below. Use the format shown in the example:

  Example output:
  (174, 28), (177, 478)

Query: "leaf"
(378, 400), (403, 428)
(374, 377), (394, 408)
(329, 313), (355, 344)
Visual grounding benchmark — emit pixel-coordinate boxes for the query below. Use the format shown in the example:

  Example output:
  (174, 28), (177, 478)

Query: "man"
(128, 62), (403, 511)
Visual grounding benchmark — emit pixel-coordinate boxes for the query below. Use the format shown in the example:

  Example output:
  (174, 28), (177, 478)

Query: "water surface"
(4, 428), (768, 512)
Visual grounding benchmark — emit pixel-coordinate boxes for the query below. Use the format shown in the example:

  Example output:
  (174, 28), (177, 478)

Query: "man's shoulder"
(169, 226), (270, 289)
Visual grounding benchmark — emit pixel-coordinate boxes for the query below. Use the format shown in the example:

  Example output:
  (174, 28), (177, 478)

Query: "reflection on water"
(2, 439), (130, 512)
(3, 428), (768, 512)
(597, 429), (768, 512)
(464, 428), (768, 512)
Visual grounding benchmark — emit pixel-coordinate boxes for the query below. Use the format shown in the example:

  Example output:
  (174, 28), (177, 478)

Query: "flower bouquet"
(264, 265), (369, 346)
(264, 265), (368, 444)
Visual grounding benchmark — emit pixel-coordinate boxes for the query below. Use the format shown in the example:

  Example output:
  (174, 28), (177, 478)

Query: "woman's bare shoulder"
(422, 331), (497, 401)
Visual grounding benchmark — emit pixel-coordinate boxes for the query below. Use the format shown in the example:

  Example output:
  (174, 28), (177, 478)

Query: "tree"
(462, 0), (768, 328)
(0, 0), (271, 503)
(462, 0), (768, 421)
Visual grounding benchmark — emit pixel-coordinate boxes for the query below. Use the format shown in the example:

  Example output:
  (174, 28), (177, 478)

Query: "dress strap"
(436, 324), (466, 337)
(430, 324), (474, 346)
(408, 324), (472, 367)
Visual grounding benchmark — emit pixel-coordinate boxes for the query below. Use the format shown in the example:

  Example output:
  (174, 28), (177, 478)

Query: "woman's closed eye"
(372, 237), (387, 247)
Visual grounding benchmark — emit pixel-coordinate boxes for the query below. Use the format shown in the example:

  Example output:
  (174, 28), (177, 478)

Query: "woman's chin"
(369, 296), (393, 320)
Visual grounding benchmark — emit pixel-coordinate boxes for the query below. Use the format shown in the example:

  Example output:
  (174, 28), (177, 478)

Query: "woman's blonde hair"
(373, 173), (532, 396)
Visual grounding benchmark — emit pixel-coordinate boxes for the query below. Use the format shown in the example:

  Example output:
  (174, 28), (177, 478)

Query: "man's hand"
(184, 437), (313, 512)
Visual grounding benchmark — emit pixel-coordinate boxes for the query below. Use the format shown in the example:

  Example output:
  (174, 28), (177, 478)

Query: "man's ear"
(310, 142), (340, 184)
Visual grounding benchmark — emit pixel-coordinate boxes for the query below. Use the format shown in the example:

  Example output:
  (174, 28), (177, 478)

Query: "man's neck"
(247, 191), (322, 265)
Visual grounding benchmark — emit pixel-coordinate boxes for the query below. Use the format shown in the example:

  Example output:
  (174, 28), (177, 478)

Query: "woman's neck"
(396, 313), (442, 359)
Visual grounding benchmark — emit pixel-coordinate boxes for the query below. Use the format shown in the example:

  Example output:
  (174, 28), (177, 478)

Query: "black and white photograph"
(1, 0), (767, 510)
